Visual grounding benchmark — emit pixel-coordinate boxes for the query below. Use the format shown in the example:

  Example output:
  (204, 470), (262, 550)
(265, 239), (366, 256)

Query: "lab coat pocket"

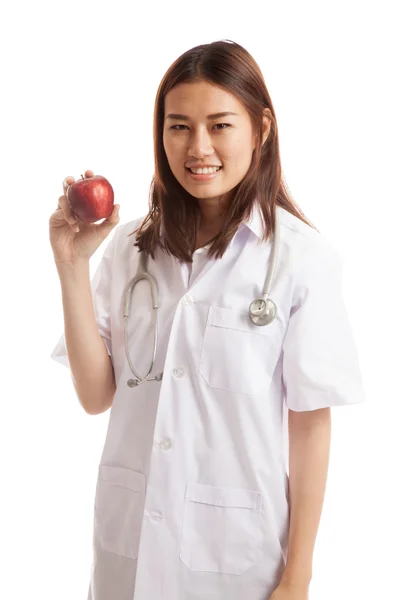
(199, 306), (285, 395)
(180, 483), (263, 575)
(94, 465), (146, 559)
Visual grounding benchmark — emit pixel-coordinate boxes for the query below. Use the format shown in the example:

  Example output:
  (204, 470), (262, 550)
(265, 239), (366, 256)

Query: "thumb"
(96, 204), (120, 238)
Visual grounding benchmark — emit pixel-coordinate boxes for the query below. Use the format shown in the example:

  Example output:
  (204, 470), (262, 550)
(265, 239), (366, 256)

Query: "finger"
(62, 176), (75, 200)
(61, 177), (79, 225)
(57, 194), (78, 227)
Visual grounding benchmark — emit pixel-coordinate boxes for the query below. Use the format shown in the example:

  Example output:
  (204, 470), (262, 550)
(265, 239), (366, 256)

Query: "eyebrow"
(166, 111), (239, 121)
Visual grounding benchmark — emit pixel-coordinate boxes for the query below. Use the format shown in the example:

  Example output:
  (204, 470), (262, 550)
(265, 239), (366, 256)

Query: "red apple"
(66, 174), (114, 223)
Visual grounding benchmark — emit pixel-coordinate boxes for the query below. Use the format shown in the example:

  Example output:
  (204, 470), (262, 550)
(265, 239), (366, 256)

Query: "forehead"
(164, 81), (245, 115)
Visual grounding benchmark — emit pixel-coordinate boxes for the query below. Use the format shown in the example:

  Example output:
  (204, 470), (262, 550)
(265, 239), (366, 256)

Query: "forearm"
(281, 407), (331, 586)
(57, 259), (116, 415)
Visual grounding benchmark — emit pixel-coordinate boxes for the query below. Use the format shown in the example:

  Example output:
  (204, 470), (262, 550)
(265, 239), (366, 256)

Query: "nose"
(187, 128), (214, 158)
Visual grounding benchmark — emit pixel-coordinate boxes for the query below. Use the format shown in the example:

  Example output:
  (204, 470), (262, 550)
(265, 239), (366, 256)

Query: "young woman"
(50, 40), (364, 600)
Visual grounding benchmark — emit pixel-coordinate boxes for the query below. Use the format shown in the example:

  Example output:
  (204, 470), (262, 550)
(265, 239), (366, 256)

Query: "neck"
(194, 206), (228, 253)
(197, 195), (230, 235)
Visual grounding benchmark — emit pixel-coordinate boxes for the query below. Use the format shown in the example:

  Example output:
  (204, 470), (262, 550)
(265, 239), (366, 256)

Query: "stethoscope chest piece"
(249, 297), (277, 326)
(248, 210), (280, 327)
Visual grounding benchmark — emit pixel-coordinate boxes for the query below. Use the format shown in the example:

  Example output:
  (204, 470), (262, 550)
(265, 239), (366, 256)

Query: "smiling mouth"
(185, 166), (223, 180)
(185, 167), (223, 173)
(185, 166), (222, 175)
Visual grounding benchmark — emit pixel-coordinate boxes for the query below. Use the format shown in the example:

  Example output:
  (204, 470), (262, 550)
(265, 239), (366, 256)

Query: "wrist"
(280, 566), (312, 588)
(55, 257), (89, 274)
(55, 258), (90, 287)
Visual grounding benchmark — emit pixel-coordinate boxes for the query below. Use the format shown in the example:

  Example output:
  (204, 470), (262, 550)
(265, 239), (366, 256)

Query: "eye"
(170, 123), (231, 131)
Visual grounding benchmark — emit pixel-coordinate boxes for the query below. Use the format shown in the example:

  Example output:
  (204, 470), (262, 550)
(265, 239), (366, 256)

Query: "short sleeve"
(50, 228), (119, 369)
(282, 241), (365, 411)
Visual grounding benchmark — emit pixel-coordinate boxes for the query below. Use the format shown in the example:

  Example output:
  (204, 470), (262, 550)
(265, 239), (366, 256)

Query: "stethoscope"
(124, 210), (280, 388)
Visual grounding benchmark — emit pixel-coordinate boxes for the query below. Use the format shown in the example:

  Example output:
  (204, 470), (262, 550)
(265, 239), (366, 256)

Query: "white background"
(1, 1), (399, 598)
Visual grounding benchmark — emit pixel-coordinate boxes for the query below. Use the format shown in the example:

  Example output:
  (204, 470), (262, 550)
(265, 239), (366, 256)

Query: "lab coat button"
(159, 438), (173, 450)
(173, 367), (185, 378)
(150, 515), (163, 523)
(181, 295), (194, 306)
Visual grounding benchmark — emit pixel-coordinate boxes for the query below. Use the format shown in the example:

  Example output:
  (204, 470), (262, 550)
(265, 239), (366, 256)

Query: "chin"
(188, 187), (227, 200)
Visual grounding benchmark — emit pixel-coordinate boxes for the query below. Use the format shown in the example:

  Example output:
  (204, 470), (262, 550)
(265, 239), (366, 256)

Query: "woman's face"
(163, 81), (260, 205)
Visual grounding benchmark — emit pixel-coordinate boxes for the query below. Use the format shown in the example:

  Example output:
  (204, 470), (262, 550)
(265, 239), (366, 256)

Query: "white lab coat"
(51, 204), (365, 600)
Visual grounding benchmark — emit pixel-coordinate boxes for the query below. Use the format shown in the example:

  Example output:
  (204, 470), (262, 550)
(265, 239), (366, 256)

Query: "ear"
(261, 108), (272, 145)
(252, 108), (272, 150)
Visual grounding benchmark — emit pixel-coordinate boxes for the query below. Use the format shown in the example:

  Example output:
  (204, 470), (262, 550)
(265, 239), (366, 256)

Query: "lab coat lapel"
(185, 226), (253, 298)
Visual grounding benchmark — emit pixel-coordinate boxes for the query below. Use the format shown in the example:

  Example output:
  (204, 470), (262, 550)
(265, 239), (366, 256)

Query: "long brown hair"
(129, 39), (317, 263)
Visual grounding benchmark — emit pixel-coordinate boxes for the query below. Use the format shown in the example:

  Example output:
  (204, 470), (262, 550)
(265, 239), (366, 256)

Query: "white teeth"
(189, 166), (221, 174)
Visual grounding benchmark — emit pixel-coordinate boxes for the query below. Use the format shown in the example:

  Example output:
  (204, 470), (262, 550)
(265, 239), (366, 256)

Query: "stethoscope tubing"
(123, 252), (160, 386)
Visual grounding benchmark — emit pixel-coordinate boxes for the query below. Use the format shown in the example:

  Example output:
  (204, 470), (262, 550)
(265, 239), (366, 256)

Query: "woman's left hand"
(268, 580), (309, 600)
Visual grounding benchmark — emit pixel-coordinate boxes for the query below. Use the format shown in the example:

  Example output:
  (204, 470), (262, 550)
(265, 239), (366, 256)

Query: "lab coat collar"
(242, 203), (284, 240)
(242, 202), (264, 239)
(158, 201), (270, 243)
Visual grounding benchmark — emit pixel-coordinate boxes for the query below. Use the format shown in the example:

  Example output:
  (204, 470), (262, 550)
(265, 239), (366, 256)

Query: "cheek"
(163, 136), (172, 156)
(228, 140), (254, 165)
(231, 135), (251, 152)
(164, 138), (184, 162)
